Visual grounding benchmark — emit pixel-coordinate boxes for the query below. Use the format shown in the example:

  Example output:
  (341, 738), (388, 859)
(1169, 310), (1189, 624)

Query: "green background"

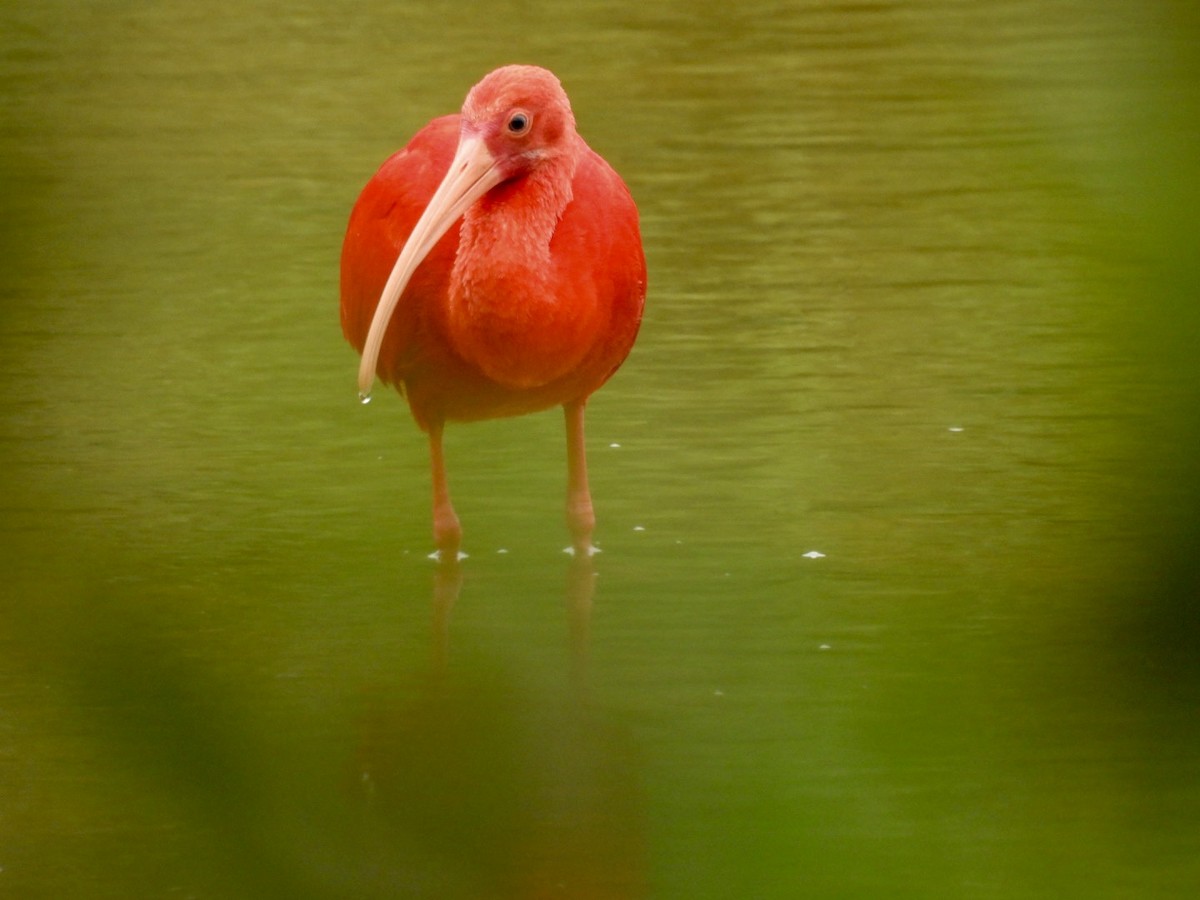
(2, 1), (1198, 896)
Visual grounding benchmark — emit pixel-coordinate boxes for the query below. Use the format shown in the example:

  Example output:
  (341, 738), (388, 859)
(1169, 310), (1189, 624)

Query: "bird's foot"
(565, 499), (595, 558)
(432, 505), (463, 563)
(427, 548), (469, 563)
(563, 542), (600, 558)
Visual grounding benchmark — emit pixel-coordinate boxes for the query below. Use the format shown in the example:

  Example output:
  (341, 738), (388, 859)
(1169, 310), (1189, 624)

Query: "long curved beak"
(357, 135), (506, 397)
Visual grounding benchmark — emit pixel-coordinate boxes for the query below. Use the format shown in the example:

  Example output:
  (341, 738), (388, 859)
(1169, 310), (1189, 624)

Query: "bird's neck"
(446, 148), (590, 389)
(457, 152), (577, 273)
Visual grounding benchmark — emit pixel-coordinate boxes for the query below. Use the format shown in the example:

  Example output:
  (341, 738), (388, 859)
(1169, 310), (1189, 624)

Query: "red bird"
(340, 66), (646, 558)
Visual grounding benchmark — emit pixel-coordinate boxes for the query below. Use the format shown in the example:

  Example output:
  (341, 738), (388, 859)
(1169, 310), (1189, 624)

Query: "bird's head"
(459, 65), (578, 182)
(357, 65), (579, 397)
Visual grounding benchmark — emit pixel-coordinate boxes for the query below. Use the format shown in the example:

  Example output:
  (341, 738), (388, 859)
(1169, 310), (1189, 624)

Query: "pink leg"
(428, 421), (462, 557)
(564, 399), (595, 554)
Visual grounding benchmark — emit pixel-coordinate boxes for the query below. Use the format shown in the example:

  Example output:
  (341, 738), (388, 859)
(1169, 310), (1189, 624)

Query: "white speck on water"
(819, 644), (831, 651)
(803, 550), (825, 559)
(609, 442), (621, 448)
(563, 545), (602, 557)
(497, 548), (508, 554)
(714, 689), (725, 697)
(948, 426), (964, 432)
(427, 549), (468, 562)
(633, 525), (645, 532)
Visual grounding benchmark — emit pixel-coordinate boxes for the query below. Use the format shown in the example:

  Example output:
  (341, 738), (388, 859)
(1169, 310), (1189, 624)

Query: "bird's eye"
(506, 111), (532, 135)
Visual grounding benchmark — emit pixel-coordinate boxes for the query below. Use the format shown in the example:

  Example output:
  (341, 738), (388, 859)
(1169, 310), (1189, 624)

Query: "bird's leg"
(428, 421), (462, 558)
(564, 399), (596, 555)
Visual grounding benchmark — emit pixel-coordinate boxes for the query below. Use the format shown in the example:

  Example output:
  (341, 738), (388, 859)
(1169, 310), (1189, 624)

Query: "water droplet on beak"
(358, 391), (372, 405)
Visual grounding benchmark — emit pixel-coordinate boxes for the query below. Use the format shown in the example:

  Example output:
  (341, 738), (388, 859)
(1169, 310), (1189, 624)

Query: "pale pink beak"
(357, 135), (507, 398)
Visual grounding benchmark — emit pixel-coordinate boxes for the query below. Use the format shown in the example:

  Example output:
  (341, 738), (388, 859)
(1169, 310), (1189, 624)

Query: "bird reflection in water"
(352, 554), (648, 899)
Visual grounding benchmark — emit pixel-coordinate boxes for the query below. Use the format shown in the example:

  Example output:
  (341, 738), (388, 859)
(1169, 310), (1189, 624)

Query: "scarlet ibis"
(340, 66), (646, 557)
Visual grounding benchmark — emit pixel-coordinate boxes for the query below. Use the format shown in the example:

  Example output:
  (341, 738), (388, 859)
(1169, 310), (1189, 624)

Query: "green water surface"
(2, 1), (1198, 897)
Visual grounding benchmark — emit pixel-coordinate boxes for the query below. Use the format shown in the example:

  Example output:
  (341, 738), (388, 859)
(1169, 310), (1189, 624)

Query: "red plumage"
(340, 66), (645, 556)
